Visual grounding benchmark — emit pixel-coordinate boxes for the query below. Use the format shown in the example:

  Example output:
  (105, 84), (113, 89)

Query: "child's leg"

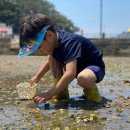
(48, 55), (69, 100)
(77, 66), (105, 102)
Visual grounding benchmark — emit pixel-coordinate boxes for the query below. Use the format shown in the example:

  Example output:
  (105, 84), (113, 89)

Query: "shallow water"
(0, 56), (130, 130)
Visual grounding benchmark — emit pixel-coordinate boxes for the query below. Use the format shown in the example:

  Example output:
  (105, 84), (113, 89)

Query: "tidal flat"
(0, 55), (130, 130)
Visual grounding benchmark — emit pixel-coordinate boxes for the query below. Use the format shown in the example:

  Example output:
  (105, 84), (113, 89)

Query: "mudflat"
(0, 55), (130, 130)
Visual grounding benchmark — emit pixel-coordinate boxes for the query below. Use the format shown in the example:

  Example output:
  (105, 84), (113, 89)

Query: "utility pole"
(100, 0), (103, 38)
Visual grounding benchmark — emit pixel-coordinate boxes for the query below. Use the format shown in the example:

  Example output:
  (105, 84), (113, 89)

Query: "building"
(0, 23), (12, 38)
(117, 29), (130, 39)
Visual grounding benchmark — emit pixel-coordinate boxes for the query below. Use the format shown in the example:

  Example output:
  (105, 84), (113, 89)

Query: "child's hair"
(19, 13), (55, 47)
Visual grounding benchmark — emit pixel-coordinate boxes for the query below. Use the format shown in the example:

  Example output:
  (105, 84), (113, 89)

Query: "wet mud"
(0, 56), (130, 130)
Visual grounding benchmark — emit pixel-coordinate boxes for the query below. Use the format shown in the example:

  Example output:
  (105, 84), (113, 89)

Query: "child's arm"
(34, 60), (77, 102)
(30, 59), (50, 85)
(49, 60), (77, 96)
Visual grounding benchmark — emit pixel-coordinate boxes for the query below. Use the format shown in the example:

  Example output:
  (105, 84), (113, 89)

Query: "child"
(19, 13), (105, 103)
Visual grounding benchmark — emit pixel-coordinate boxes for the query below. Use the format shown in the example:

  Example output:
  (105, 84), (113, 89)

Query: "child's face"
(38, 31), (57, 55)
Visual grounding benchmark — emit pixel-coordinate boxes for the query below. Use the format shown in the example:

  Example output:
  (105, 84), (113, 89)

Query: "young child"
(19, 13), (105, 103)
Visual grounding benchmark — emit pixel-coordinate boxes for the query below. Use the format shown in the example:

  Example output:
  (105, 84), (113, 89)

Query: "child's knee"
(77, 69), (96, 88)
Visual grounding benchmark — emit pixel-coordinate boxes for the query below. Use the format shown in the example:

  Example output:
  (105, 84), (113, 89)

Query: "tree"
(0, 0), (79, 33)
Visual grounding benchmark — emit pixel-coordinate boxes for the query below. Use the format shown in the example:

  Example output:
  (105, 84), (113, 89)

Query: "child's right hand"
(29, 75), (40, 86)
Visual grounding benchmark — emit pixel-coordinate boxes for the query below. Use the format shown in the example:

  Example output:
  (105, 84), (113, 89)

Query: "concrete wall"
(0, 38), (130, 56)
(0, 38), (12, 54)
(91, 39), (130, 56)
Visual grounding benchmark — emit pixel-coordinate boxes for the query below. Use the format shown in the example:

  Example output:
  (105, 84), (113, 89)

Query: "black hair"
(19, 13), (55, 47)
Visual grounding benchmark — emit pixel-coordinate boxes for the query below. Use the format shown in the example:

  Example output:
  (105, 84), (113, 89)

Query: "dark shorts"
(86, 65), (105, 83)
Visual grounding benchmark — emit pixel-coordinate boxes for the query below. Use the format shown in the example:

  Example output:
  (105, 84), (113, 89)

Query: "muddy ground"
(0, 55), (130, 130)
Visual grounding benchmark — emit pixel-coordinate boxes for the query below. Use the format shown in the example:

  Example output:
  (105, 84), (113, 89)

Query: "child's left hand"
(33, 92), (51, 103)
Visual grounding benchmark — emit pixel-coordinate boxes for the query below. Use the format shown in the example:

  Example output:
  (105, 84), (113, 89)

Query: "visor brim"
(18, 31), (46, 57)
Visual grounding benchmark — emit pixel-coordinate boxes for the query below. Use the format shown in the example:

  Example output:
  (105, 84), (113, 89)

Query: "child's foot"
(83, 85), (102, 103)
(52, 88), (69, 101)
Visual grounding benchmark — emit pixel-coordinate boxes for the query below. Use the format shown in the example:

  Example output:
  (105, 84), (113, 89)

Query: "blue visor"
(18, 25), (52, 57)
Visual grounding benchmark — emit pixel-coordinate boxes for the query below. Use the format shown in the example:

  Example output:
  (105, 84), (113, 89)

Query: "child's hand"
(33, 92), (51, 103)
(29, 75), (40, 86)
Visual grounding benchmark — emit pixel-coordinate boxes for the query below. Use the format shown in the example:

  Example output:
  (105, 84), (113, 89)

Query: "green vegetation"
(0, 0), (79, 33)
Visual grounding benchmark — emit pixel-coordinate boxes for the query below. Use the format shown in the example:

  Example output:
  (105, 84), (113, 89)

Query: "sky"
(48, 0), (130, 37)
